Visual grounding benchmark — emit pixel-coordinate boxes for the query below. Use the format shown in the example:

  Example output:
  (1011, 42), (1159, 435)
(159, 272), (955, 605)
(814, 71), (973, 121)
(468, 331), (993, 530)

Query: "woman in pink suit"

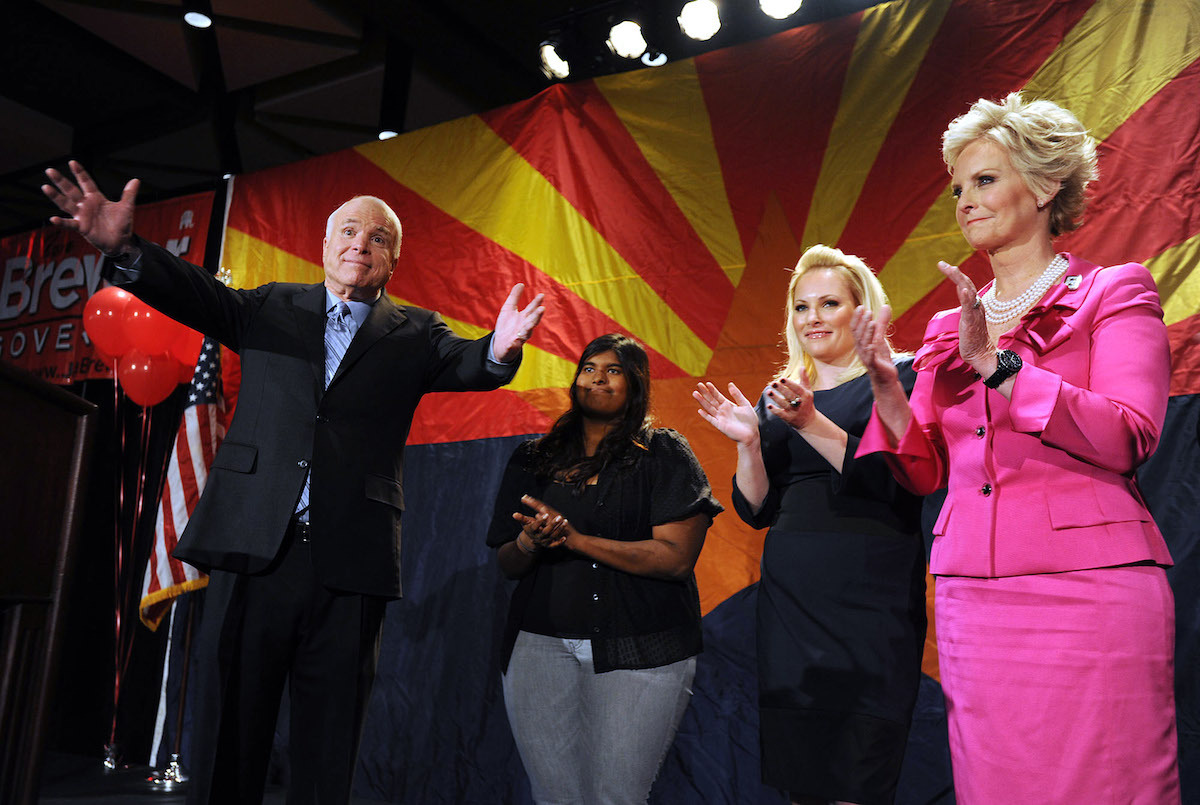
(852, 92), (1179, 803)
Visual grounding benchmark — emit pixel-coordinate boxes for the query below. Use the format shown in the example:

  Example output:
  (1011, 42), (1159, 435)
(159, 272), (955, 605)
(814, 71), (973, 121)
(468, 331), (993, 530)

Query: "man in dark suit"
(43, 161), (546, 804)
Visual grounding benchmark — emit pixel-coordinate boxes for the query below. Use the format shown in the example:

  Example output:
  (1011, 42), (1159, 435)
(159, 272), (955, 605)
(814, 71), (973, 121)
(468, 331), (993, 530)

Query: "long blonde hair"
(776, 244), (907, 386)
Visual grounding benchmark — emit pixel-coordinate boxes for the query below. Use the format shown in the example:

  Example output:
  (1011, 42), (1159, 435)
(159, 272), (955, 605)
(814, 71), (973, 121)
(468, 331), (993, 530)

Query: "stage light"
(606, 20), (647, 59)
(539, 40), (571, 79)
(378, 37), (409, 139)
(760, 0), (803, 20)
(678, 0), (721, 41)
(183, 10), (212, 28)
(641, 50), (668, 67)
(182, 0), (213, 28)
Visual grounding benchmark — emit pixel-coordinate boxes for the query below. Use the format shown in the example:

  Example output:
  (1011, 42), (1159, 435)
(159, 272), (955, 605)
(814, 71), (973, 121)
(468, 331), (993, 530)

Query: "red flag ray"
(840, 0), (1097, 271)
(697, 15), (860, 256)
(483, 82), (733, 348)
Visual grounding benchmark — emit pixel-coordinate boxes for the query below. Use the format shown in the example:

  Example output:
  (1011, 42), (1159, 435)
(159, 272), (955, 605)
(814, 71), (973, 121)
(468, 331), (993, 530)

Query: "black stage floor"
(37, 753), (387, 804)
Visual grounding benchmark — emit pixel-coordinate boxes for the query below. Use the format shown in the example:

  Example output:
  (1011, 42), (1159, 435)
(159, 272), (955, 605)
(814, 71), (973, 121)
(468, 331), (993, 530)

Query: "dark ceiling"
(2, 0), (884, 237)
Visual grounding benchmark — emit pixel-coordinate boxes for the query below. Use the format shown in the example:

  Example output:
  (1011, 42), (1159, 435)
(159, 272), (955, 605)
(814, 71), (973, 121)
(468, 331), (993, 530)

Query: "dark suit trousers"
(186, 525), (387, 805)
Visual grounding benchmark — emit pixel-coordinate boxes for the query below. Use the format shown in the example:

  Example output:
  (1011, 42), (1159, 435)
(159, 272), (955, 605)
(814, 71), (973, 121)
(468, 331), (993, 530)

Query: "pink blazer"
(859, 254), (1173, 577)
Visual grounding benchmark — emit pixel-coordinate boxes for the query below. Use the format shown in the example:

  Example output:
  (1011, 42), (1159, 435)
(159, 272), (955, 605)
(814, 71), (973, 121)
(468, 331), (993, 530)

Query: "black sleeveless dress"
(731, 364), (926, 804)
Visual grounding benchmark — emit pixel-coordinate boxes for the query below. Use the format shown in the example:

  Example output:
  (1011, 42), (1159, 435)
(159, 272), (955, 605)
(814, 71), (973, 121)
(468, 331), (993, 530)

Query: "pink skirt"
(936, 566), (1179, 804)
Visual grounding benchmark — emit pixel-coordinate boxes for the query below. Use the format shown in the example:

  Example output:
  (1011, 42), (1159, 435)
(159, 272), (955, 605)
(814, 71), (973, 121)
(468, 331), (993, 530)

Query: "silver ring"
(971, 297), (981, 310)
(788, 398), (800, 407)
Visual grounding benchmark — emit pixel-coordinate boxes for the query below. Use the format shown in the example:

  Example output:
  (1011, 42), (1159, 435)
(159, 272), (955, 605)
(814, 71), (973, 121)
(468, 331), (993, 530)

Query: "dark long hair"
(531, 333), (653, 485)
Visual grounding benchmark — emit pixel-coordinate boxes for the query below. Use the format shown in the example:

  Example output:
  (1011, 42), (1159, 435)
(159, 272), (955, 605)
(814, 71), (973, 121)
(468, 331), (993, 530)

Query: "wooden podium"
(0, 361), (96, 805)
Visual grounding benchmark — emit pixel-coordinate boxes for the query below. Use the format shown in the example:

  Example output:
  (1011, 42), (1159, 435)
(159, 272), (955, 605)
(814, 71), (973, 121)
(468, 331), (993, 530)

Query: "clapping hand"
(763, 376), (816, 430)
(937, 260), (995, 373)
(693, 381), (759, 445)
(513, 494), (571, 550)
(850, 304), (900, 388)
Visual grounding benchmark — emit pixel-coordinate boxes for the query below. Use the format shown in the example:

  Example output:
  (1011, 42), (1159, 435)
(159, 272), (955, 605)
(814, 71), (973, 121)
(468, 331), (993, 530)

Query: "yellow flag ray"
(224, 227), (322, 287)
(1154, 233), (1200, 327)
(880, 0), (1200, 316)
(875, 209), (969, 316)
(355, 118), (713, 376)
(1024, 0), (1200, 141)
(425, 314), (577, 392)
(802, 0), (954, 249)
(596, 60), (746, 286)
(222, 228), (572, 391)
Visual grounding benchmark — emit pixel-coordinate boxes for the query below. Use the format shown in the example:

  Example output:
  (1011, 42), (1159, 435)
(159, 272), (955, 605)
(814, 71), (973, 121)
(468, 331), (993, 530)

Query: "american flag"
(138, 336), (225, 630)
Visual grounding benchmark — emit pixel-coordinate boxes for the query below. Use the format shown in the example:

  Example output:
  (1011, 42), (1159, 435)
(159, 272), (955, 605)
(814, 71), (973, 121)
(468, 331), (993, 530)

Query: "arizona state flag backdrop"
(213, 0), (1200, 801)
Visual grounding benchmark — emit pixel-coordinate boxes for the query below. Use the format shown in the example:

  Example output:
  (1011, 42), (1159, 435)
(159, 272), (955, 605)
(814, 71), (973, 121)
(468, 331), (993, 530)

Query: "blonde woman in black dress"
(695, 245), (926, 805)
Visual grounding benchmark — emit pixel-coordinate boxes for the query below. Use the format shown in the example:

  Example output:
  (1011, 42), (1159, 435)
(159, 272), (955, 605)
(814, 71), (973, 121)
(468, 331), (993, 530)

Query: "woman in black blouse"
(695, 245), (925, 805)
(489, 333), (722, 805)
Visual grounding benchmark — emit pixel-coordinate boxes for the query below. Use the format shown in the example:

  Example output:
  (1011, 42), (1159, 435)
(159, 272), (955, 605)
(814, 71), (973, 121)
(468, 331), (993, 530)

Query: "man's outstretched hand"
(492, 283), (546, 363)
(42, 160), (139, 257)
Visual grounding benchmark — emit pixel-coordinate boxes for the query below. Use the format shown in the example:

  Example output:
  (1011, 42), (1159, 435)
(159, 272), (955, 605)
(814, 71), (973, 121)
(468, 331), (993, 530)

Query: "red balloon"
(170, 326), (204, 369)
(118, 349), (179, 406)
(125, 298), (183, 354)
(83, 286), (134, 356)
(177, 358), (196, 385)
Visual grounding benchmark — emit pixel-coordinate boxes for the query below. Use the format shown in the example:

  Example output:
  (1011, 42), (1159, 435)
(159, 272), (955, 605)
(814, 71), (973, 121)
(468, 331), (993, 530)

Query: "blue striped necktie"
(324, 301), (357, 388)
(296, 301), (360, 521)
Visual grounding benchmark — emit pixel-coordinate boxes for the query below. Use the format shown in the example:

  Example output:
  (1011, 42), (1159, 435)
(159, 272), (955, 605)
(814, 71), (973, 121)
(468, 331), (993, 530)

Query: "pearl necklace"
(980, 254), (1068, 326)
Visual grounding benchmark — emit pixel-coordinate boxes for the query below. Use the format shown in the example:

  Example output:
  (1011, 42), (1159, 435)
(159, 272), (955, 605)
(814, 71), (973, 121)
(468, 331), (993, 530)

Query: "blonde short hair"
(777, 244), (906, 386)
(942, 92), (1098, 237)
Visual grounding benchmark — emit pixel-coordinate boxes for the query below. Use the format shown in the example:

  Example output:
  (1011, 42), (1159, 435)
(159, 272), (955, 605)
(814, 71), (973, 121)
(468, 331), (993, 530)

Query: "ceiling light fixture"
(377, 37), (409, 142)
(678, 0), (721, 41)
(180, 0), (213, 29)
(606, 20), (647, 59)
(181, 0), (214, 29)
(539, 40), (571, 79)
(183, 11), (212, 28)
(759, 0), (804, 20)
(641, 50), (668, 67)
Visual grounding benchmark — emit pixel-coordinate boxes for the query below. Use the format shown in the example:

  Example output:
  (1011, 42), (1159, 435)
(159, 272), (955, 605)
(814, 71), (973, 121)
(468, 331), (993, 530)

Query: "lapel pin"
(1065, 275), (1081, 291)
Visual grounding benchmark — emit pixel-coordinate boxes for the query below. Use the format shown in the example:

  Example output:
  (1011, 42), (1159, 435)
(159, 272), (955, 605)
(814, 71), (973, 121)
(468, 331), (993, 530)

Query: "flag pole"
(145, 595), (195, 792)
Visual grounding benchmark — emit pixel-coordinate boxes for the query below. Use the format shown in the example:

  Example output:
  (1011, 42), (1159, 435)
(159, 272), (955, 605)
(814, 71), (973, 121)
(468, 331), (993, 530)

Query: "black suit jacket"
(107, 236), (518, 598)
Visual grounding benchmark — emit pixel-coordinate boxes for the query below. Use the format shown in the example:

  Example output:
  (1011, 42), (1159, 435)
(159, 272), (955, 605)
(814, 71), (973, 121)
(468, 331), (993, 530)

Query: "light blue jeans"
(501, 631), (696, 805)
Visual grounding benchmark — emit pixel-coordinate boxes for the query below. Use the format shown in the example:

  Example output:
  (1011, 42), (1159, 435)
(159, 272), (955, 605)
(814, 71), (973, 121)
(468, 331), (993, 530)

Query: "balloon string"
(111, 398), (155, 749)
(109, 380), (123, 746)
